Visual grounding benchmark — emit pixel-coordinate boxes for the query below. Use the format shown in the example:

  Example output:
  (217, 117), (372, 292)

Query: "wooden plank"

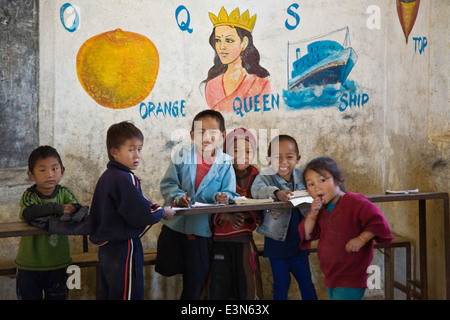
(1, 193), (447, 237)
(0, 236), (412, 282)
(0, 260), (16, 276)
(173, 192), (449, 216)
(174, 201), (304, 216)
(367, 192), (449, 203)
(0, 221), (47, 238)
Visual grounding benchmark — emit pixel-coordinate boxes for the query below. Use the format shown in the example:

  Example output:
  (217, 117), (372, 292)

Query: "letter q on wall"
(60, 3), (80, 32)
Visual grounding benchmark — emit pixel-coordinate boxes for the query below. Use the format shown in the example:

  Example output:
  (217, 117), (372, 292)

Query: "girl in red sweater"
(299, 157), (393, 300)
(209, 128), (263, 300)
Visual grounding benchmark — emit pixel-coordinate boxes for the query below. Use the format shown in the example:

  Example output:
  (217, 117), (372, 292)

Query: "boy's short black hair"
(28, 146), (64, 174)
(191, 109), (226, 132)
(106, 121), (144, 161)
(267, 134), (300, 157)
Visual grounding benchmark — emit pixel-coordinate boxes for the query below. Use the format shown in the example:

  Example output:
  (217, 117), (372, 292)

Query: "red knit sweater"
(212, 166), (260, 241)
(299, 192), (393, 288)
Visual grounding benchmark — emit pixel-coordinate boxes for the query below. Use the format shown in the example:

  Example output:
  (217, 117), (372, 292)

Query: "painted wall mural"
(66, 1), (424, 118)
(72, 4), (369, 115)
(202, 7), (271, 114)
(396, 0), (420, 44)
(283, 26), (367, 111)
(76, 28), (159, 109)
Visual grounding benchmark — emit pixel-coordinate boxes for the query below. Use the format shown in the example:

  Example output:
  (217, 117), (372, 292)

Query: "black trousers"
(16, 268), (68, 300)
(155, 225), (211, 300)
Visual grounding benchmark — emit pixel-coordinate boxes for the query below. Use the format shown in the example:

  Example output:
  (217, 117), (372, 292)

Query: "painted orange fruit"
(76, 28), (159, 109)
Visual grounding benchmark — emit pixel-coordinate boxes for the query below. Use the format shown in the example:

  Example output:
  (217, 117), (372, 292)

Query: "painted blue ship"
(288, 27), (358, 90)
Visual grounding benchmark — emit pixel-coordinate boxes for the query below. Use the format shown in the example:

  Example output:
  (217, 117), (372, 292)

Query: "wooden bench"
(0, 249), (158, 276)
(0, 236), (411, 299)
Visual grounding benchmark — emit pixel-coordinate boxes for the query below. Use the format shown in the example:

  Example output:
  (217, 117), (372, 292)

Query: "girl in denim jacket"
(251, 135), (317, 300)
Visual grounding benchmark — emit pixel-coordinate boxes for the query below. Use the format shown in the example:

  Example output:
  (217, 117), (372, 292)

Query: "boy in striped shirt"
(16, 145), (81, 300)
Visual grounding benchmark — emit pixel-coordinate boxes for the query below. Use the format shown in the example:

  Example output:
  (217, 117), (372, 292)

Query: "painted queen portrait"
(202, 7), (271, 113)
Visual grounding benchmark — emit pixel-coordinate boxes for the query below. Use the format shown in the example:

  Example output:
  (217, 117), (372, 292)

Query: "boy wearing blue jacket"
(90, 121), (175, 300)
(251, 135), (317, 300)
(155, 110), (238, 300)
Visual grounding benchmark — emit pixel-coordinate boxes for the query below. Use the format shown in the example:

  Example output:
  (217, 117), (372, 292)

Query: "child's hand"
(345, 237), (365, 253)
(63, 204), (76, 215)
(162, 207), (176, 220)
(178, 194), (191, 207)
(221, 212), (245, 230)
(215, 192), (228, 204)
(309, 196), (323, 216)
(345, 231), (374, 253)
(274, 190), (293, 201)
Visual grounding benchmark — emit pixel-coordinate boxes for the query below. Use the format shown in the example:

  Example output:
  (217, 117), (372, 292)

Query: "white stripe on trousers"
(126, 239), (134, 300)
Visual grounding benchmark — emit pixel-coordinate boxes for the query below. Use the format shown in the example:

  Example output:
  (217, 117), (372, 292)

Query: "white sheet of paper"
(172, 202), (226, 211)
(289, 196), (314, 206)
(191, 202), (226, 207)
(385, 189), (419, 194)
(171, 207), (190, 211)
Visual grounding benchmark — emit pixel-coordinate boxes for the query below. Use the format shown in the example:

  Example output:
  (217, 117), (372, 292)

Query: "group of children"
(15, 109), (393, 300)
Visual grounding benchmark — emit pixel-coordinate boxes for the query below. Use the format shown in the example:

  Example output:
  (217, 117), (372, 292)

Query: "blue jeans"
(269, 255), (317, 300)
(327, 287), (365, 300)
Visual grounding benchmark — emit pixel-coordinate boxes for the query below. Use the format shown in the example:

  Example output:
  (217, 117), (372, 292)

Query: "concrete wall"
(0, 0), (448, 300)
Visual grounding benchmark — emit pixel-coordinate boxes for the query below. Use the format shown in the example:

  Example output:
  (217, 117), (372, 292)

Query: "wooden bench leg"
(383, 243), (413, 300)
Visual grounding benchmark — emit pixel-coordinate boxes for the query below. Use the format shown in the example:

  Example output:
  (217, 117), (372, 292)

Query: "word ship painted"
(338, 93), (370, 112)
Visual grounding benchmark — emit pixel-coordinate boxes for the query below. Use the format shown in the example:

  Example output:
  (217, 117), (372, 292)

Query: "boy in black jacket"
(90, 121), (175, 300)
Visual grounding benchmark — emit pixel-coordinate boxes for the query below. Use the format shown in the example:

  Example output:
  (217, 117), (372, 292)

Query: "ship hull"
(289, 47), (357, 90)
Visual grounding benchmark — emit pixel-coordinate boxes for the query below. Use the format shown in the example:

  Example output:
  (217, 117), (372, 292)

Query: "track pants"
(98, 238), (144, 300)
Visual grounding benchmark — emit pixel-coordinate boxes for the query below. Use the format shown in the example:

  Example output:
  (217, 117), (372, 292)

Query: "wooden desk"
(1, 192), (448, 299)
(174, 201), (305, 215)
(0, 221), (47, 238)
(367, 192), (450, 299)
(175, 192), (450, 299)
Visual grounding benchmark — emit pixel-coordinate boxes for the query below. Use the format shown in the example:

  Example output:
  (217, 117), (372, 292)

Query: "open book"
(289, 196), (314, 206)
(289, 190), (310, 199)
(234, 196), (274, 205)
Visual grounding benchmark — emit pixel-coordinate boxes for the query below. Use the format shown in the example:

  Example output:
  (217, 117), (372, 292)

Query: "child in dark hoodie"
(89, 121), (175, 300)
